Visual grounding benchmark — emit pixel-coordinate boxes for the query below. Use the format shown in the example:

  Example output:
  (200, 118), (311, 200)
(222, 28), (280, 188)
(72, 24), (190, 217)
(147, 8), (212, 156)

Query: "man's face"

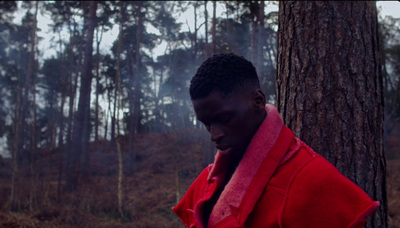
(192, 90), (265, 161)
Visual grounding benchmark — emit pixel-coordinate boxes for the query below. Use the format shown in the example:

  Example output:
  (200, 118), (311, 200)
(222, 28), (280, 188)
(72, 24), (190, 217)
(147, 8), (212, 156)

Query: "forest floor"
(0, 128), (399, 228)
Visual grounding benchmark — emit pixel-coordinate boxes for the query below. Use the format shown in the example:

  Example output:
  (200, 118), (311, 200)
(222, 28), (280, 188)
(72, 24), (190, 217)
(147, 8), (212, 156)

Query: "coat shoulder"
(279, 155), (379, 228)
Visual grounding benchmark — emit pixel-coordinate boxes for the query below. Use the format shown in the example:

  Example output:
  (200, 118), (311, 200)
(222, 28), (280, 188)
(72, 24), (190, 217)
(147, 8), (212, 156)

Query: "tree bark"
(212, 0), (216, 55)
(276, 2), (387, 227)
(67, 1), (97, 191)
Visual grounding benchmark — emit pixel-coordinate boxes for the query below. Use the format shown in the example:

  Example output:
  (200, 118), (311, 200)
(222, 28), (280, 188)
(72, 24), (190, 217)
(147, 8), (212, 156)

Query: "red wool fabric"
(173, 105), (379, 228)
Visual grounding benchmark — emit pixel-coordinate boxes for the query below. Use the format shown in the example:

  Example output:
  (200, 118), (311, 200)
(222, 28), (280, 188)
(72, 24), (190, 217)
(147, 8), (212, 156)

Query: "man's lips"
(216, 145), (231, 151)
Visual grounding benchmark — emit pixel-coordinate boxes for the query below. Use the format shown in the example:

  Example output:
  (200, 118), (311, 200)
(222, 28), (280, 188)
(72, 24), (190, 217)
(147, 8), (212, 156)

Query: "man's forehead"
(192, 91), (249, 117)
(193, 89), (249, 101)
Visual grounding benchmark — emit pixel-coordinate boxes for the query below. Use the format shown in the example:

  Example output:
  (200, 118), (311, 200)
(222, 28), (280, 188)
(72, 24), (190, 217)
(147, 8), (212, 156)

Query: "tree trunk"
(193, 2), (198, 60)
(133, 2), (142, 134)
(29, 2), (39, 211)
(250, 2), (258, 71)
(276, 2), (387, 227)
(67, 1), (97, 192)
(104, 75), (112, 140)
(48, 88), (56, 148)
(10, 63), (21, 210)
(111, 11), (124, 144)
(127, 2), (143, 173)
(94, 26), (103, 141)
(212, 0), (216, 55)
(113, 2), (125, 217)
(82, 0), (97, 182)
(124, 3), (135, 174)
(116, 136), (124, 217)
(204, 0), (209, 58)
(257, 1), (265, 79)
(65, 18), (81, 193)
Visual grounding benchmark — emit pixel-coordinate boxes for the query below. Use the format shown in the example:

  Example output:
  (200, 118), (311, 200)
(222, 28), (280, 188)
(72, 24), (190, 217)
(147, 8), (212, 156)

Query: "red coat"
(173, 105), (379, 228)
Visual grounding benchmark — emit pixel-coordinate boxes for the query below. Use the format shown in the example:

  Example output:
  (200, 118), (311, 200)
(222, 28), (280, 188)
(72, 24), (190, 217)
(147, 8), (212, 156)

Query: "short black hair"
(189, 53), (260, 100)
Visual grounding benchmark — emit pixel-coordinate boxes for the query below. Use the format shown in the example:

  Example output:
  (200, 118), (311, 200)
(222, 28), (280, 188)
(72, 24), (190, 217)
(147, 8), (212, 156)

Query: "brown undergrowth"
(0, 128), (399, 227)
(0, 128), (207, 228)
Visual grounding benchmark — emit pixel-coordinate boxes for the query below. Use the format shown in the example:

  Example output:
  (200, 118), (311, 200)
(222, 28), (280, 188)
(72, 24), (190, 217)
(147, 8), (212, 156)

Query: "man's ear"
(252, 89), (266, 111)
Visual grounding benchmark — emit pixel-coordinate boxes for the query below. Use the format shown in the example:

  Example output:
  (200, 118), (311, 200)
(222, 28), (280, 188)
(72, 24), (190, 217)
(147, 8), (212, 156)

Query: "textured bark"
(276, 2), (387, 227)
(67, 1), (97, 191)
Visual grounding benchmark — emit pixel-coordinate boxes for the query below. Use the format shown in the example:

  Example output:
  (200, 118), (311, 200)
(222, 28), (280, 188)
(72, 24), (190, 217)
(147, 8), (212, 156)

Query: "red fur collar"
(204, 104), (294, 227)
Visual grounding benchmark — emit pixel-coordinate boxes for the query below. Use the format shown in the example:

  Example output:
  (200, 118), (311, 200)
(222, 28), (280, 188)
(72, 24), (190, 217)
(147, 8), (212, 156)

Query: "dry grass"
(0, 129), (207, 227)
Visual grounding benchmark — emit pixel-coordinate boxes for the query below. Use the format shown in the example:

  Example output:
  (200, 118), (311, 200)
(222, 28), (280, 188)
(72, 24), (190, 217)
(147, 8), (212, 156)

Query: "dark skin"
(192, 88), (267, 225)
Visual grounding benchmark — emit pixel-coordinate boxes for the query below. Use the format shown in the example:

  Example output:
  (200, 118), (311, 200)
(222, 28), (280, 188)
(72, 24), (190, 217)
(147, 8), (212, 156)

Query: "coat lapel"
(206, 105), (294, 227)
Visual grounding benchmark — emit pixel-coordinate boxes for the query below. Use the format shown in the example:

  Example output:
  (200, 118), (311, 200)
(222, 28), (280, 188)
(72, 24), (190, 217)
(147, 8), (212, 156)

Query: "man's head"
(190, 53), (260, 100)
(190, 53), (266, 163)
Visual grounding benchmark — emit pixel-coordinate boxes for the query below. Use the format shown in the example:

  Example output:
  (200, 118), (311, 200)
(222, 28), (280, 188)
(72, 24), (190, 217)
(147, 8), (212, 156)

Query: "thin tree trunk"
(193, 2), (198, 60)
(133, 2), (142, 134)
(65, 19), (81, 193)
(225, 2), (230, 52)
(30, 58), (37, 211)
(48, 90), (56, 148)
(57, 29), (66, 201)
(10, 50), (23, 210)
(104, 75), (112, 140)
(67, 1), (97, 192)
(128, 2), (143, 174)
(29, 1), (39, 211)
(111, 15), (124, 144)
(116, 137), (124, 217)
(250, 2), (258, 70)
(82, 0), (97, 182)
(204, 0), (209, 58)
(56, 28), (67, 201)
(276, 2), (387, 227)
(212, 0), (216, 55)
(114, 1), (125, 217)
(95, 26), (103, 141)
(257, 1), (265, 78)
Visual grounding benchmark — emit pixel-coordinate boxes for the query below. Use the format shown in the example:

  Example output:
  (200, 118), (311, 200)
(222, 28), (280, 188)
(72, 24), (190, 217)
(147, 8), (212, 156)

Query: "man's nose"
(210, 125), (224, 142)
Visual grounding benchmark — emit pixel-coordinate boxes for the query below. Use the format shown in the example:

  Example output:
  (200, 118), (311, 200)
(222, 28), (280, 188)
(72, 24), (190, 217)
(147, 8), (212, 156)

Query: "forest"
(0, 1), (399, 227)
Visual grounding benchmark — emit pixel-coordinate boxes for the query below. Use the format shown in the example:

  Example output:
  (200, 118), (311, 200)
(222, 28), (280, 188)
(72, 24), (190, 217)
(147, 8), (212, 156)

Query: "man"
(173, 53), (379, 227)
